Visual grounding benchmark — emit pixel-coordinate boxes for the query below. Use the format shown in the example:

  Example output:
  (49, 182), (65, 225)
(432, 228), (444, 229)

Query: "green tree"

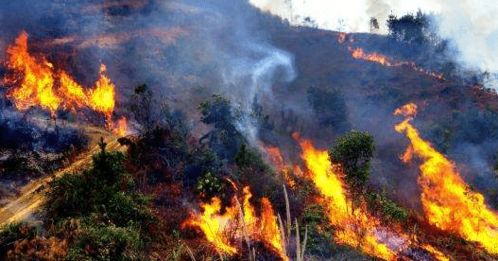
(199, 95), (245, 161)
(329, 130), (375, 204)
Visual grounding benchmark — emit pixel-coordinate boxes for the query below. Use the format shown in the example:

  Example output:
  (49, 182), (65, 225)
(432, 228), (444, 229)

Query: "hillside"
(0, 0), (497, 260)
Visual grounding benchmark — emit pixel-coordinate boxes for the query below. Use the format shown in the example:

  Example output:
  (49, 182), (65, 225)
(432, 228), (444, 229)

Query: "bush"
(44, 143), (154, 260)
(367, 192), (408, 223)
(66, 221), (143, 261)
(195, 172), (225, 199)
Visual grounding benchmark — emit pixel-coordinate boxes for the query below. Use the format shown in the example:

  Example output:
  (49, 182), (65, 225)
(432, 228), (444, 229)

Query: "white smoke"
(222, 43), (296, 145)
(250, 0), (498, 89)
(433, 0), (498, 88)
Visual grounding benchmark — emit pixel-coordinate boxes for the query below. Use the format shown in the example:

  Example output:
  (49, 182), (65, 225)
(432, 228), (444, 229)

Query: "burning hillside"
(0, 1), (497, 260)
(395, 103), (498, 255)
(4, 32), (119, 127)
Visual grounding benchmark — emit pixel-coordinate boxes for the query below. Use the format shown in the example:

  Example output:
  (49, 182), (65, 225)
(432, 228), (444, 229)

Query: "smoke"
(0, 0), (296, 145)
(250, 0), (498, 89)
(224, 44), (296, 144)
(432, 0), (498, 89)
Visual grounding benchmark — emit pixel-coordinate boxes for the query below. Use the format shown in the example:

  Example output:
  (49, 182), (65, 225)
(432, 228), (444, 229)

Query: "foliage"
(329, 130), (375, 194)
(43, 142), (154, 260)
(300, 204), (334, 256)
(184, 145), (222, 187)
(195, 172), (225, 199)
(387, 11), (431, 44)
(0, 223), (38, 257)
(66, 221), (143, 261)
(234, 144), (282, 200)
(199, 95), (245, 161)
(367, 192), (408, 223)
(235, 143), (265, 169)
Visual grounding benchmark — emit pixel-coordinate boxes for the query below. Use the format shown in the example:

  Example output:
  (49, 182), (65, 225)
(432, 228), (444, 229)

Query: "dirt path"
(0, 124), (125, 227)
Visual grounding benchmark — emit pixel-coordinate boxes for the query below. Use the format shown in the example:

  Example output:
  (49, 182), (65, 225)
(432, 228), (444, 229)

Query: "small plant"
(367, 192), (408, 223)
(195, 172), (224, 199)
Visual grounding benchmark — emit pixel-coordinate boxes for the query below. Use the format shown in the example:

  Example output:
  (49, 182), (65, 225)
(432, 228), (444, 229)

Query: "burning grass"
(183, 185), (287, 259)
(395, 103), (498, 255)
(294, 134), (407, 260)
(3, 31), (121, 127)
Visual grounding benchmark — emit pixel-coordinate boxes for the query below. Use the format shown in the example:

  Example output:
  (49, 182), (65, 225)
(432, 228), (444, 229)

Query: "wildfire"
(349, 47), (445, 80)
(3, 31), (117, 126)
(5, 31), (60, 115)
(184, 186), (287, 259)
(295, 134), (406, 260)
(394, 103), (498, 255)
(351, 47), (392, 66)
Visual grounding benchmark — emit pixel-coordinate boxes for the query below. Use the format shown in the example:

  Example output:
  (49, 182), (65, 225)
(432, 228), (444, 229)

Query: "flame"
(264, 145), (296, 188)
(5, 31), (60, 115)
(184, 197), (238, 255)
(59, 71), (88, 110)
(394, 102), (418, 118)
(185, 186), (286, 259)
(3, 31), (117, 126)
(260, 197), (286, 256)
(349, 47), (445, 80)
(113, 116), (128, 136)
(88, 64), (116, 124)
(351, 47), (392, 66)
(395, 104), (498, 255)
(295, 135), (402, 260)
(421, 244), (449, 261)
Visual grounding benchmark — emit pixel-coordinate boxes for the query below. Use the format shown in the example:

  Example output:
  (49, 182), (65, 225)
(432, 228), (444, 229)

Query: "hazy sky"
(249, 0), (443, 33)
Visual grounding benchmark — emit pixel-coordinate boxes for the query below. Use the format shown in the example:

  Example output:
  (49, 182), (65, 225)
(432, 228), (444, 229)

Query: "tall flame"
(3, 31), (118, 126)
(88, 64), (116, 124)
(395, 103), (498, 255)
(184, 186), (286, 259)
(296, 135), (402, 260)
(5, 31), (60, 115)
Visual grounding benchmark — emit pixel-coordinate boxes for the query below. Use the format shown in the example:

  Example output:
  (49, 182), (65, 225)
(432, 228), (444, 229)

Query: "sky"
(249, 0), (498, 88)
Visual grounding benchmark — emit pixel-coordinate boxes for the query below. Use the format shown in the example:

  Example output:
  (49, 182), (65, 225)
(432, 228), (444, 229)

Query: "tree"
(369, 17), (379, 32)
(199, 95), (245, 161)
(387, 11), (430, 44)
(329, 130), (375, 203)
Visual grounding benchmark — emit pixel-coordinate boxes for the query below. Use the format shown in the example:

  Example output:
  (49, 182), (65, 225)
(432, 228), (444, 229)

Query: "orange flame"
(264, 145), (296, 188)
(113, 116), (128, 136)
(395, 104), (498, 255)
(421, 244), (449, 261)
(88, 64), (116, 124)
(184, 196), (239, 255)
(349, 47), (445, 80)
(351, 47), (392, 66)
(5, 31), (60, 116)
(4, 31), (117, 126)
(394, 102), (418, 118)
(184, 186), (286, 259)
(295, 135), (405, 260)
